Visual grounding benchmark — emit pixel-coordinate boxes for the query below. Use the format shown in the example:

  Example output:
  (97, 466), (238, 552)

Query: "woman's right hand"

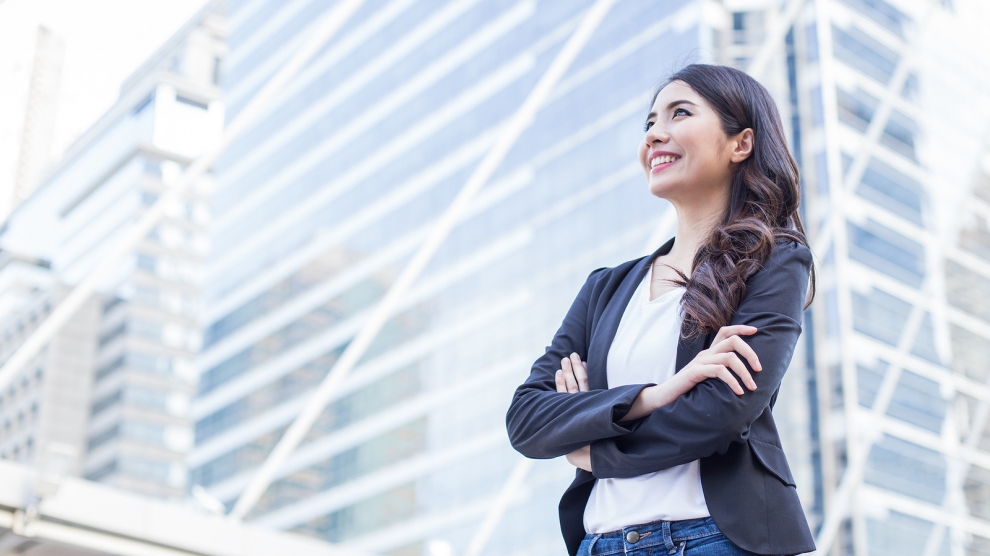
(671, 324), (762, 397)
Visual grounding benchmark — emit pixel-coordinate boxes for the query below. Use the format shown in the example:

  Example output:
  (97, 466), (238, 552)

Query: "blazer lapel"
(587, 237), (675, 390)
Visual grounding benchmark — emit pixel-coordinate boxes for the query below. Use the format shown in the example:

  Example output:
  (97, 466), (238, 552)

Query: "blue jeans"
(577, 516), (772, 556)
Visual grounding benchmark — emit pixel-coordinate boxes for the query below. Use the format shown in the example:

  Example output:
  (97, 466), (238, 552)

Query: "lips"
(649, 152), (680, 172)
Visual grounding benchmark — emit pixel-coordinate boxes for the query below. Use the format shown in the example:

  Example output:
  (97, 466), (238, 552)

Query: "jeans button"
(625, 531), (640, 543)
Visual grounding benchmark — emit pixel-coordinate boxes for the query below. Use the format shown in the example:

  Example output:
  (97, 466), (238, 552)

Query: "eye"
(643, 120), (654, 132)
(673, 108), (691, 117)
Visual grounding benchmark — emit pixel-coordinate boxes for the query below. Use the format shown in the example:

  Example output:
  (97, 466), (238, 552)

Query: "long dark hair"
(652, 64), (816, 340)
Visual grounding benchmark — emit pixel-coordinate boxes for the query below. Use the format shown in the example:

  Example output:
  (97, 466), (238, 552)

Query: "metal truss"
(228, 1), (623, 546)
(806, 1), (990, 554)
(0, 0), (369, 397)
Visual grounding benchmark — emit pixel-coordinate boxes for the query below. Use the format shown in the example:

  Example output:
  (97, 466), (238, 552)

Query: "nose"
(645, 124), (669, 146)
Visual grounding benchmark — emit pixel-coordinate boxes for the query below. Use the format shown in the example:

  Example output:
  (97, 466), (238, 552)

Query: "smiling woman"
(506, 64), (817, 556)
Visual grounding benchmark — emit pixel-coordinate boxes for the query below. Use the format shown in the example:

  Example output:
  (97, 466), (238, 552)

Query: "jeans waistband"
(587, 516), (721, 555)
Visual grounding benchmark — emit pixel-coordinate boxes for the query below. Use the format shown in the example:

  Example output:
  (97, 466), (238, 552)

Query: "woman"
(505, 64), (817, 556)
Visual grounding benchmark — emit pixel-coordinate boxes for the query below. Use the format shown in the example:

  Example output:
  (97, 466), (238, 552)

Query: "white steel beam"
(229, 0), (622, 521)
(810, 3), (952, 553)
(810, 0), (939, 258)
(0, 0), (368, 397)
(747, 0), (808, 79)
(812, 277), (933, 554)
(464, 458), (534, 556)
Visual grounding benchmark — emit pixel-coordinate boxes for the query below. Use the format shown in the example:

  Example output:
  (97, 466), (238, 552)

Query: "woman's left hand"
(557, 353), (593, 472)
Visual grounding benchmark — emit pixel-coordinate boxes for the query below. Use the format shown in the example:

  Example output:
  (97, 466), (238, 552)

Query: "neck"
(666, 194), (727, 269)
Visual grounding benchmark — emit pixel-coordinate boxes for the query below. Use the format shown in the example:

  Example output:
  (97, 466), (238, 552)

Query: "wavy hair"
(651, 64), (816, 340)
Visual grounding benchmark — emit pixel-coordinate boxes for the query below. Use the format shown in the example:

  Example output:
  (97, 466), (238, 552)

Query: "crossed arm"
(505, 241), (812, 477)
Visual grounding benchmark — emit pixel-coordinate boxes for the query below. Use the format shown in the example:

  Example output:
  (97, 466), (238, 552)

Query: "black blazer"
(505, 236), (816, 556)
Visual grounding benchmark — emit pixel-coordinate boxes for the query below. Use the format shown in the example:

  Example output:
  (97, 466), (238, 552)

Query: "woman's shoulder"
(743, 239), (812, 292)
(584, 254), (649, 283)
(575, 255), (650, 301)
(740, 239), (814, 317)
(761, 238), (813, 274)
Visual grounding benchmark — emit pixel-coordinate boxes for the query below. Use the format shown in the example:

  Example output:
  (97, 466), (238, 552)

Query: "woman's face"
(638, 80), (751, 205)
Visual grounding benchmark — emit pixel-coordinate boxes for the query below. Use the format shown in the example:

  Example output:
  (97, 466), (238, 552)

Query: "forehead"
(651, 80), (703, 111)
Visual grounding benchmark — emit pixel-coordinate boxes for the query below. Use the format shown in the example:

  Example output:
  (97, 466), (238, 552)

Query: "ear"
(728, 128), (754, 163)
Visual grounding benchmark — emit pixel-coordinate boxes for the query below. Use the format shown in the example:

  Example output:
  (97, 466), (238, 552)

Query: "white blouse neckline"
(644, 261), (685, 305)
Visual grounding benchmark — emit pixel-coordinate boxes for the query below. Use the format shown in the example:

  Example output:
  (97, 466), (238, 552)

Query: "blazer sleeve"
(505, 267), (655, 460)
(588, 241), (813, 479)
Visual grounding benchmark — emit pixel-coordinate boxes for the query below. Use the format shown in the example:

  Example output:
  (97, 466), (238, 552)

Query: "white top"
(582, 265), (710, 534)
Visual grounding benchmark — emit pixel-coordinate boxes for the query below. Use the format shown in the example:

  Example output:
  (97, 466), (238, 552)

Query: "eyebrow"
(645, 100), (699, 120)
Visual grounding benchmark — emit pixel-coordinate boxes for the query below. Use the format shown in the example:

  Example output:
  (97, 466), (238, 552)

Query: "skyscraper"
(0, 251), (99, 474)
(193, 1), (785, 554)
(0, 24), (65, 222)
(0, 1), (226, 500)
(774, 0), (990, 553)
(195, 0), (990, 555)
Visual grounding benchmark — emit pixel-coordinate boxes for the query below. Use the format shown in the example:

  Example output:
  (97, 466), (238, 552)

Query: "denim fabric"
(576, 517), (777, 556)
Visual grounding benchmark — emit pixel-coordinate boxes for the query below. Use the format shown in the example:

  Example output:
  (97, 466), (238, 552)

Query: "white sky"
(0, 0), (208, 174)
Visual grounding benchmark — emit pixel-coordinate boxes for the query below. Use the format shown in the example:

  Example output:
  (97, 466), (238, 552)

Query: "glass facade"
(194, 0), (735, 553)
(198, 0), (990, 555)
(0, 4), (226, 501)
(775, 0), (990, 553)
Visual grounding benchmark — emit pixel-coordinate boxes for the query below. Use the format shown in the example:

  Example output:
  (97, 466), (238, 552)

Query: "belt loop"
(588, 533), (602, 556)
(662, 521), (675, 553)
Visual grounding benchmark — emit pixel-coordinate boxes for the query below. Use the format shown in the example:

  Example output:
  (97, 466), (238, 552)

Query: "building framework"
(2, 1), (990, 556)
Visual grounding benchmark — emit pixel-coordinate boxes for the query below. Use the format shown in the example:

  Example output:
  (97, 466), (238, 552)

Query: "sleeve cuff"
(602, 383), (654, 435)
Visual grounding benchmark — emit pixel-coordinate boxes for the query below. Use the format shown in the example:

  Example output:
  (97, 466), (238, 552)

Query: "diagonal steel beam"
(811, 3), (945, 552)
(0, 0), (368, 396)
(810, 0), (939, 258)
(464, 458), (534, 556)
(812, 276), (932, 554)
(229, 0), (621, 520)
(747, 0), (808, 79)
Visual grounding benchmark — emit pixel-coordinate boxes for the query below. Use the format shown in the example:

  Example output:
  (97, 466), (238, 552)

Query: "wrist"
(641, 384), (664, 412)
(654, 373), (692, 408)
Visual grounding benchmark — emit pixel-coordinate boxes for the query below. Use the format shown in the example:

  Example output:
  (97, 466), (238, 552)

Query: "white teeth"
(650, 155), (679, 167)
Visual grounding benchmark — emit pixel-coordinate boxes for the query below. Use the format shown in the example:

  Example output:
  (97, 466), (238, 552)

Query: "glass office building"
(777, 0), (990, 554)
(0, 3), (226, 500)
(195, 0), (990, 555)
(191, 1), (754, 554)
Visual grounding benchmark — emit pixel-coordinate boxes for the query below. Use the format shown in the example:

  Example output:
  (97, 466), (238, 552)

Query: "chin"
(647, 179), (679, 200)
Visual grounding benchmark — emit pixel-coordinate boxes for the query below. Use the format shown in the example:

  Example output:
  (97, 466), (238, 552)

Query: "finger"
(714, 365), (745, 395)
(713, 325), (758, 346)
(727, 335), (762, 371)
(720, 352), (756, 391)
(561, 357), (580, 393)
(570, 353), (590, 392)
(555, 370), (567, 393)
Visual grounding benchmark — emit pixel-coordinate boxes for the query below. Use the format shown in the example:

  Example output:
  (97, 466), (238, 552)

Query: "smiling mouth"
(649, 154), (680, 172)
